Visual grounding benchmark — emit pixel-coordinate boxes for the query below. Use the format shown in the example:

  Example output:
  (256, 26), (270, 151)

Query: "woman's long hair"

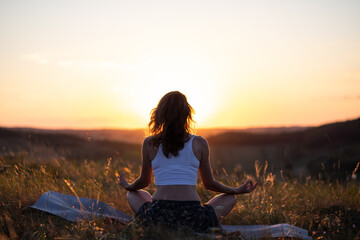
(148, 91), (195, 158)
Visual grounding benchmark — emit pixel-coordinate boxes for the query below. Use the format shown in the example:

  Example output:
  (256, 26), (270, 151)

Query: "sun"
(116, 48), (221, 128)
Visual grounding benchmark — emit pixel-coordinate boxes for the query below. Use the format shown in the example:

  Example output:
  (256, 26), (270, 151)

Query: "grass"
(0, 150), (359, 240)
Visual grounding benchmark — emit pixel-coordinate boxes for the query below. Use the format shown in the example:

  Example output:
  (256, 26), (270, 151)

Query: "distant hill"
(7, 126), (308, 145)
(0, 127), (141, 163)
(0, 124), (309, 164)
(8, 128), (147, 145)
(1, 118), (359, 179)
(207, 118), (360, 147)
(207, 118), (360, 179)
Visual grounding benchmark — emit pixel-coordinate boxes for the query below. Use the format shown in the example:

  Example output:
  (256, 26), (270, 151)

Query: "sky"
(0, 0), (359, 129)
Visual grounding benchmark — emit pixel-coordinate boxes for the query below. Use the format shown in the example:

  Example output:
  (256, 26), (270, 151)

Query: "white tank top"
(151, 135), (199, 185)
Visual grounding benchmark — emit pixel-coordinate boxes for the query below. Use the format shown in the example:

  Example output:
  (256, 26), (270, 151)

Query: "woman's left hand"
(235, 179), (258, 194)
(118, 172), (130, 190)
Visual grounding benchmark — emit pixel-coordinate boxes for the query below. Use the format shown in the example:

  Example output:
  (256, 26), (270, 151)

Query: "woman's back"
(152, 134), (198, 185)
(148, 134), (203, 201)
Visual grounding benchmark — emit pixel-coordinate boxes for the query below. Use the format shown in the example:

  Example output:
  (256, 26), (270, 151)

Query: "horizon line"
(1, 115), (359, 132)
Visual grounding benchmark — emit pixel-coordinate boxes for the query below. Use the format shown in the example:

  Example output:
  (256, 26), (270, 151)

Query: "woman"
(119, 91), (257, 232)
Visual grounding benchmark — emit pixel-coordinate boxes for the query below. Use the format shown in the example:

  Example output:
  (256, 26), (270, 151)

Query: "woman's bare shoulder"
(143, 136), (151, 143)
(143, 135), (157, 145)
(192, 135), (209, 157)
(193, 135), (208, 147)
(143, 136), (158, 160)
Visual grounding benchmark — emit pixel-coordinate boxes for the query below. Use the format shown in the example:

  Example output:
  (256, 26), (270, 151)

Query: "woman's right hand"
(118, 171), (130, 190)
(235, 179), (258, 194)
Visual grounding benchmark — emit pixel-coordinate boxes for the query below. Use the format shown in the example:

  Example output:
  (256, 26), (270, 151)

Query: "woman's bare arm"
(197, 136), (257, 194)
(119, 138), (152, 191)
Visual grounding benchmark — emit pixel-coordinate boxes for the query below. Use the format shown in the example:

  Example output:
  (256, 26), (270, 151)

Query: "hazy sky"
(1, 0), (359, 129)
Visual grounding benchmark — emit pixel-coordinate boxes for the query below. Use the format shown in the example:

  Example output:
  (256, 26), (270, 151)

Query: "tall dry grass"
(0, 151), (359, 239)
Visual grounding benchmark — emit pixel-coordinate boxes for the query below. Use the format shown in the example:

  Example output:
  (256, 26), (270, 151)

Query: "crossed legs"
(127, 190), (152, 214)
(127, 190), (236, 223)
(206, 193), (236, 221)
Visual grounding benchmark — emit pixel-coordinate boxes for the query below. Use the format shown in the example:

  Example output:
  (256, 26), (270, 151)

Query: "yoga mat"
(29, 191), (311, 239)
(28, 191), (132, 224)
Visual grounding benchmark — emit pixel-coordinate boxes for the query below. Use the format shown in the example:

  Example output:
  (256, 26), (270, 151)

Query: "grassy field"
(1, 150), (359, 239)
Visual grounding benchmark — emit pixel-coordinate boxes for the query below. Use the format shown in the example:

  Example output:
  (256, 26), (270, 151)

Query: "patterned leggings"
(133, 200), (219, 233)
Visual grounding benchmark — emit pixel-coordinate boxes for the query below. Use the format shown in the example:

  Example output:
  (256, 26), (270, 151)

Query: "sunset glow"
(1, 1), (359, 129)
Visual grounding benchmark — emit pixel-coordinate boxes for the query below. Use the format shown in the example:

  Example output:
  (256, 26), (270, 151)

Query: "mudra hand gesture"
(118, 172), (130, 190)
(235, 179), (258, 194)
